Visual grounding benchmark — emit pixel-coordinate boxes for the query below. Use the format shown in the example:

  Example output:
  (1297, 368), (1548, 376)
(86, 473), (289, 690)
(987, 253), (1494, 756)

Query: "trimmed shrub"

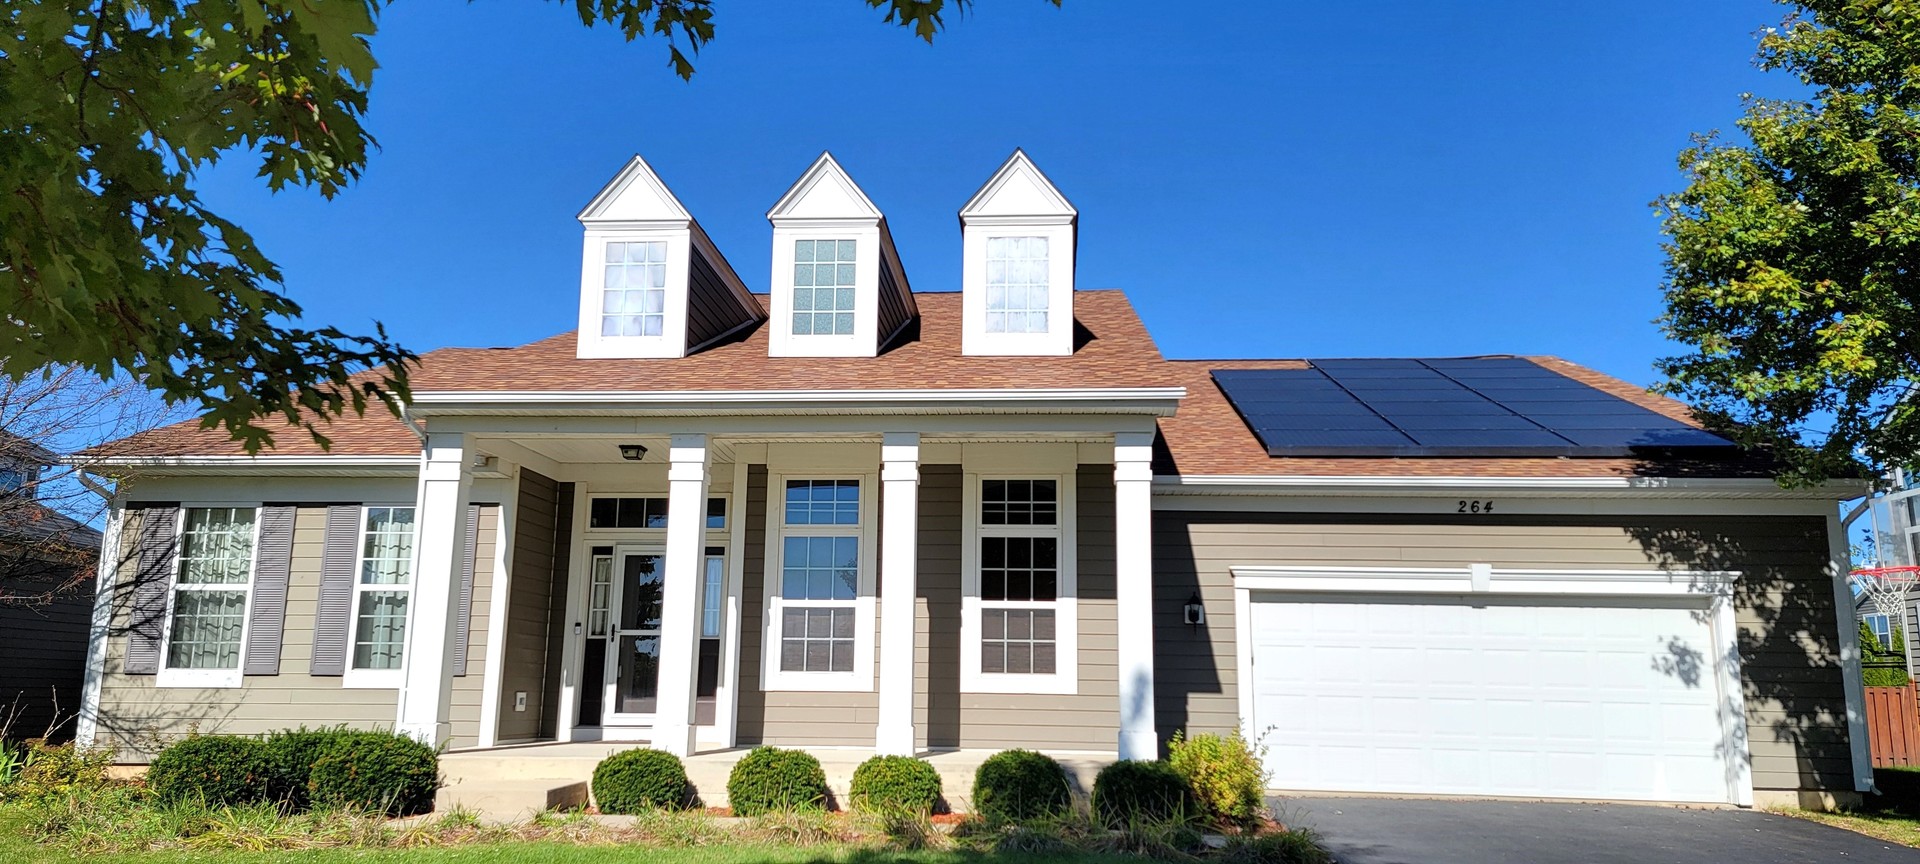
(592, 748), (690, 813)
(725, 746), (827, 815)
(307, 730), (438, 816)
(147, 735), (270, 807)
(971, 749), (1070, 822)
(261, 727), (340, 810)
(1168, 729), (1267, 831)
(849, 755), (941, 813)
(1093, 760), (1197, 829)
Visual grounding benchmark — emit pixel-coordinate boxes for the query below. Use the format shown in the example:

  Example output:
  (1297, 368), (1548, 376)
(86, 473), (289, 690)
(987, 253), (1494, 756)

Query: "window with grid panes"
(792, 239), (856, 336)
(978, 480), (1059, 675)
(165, 507), (258, 671)
(776, 479), (861, 672)
(602, 241), (667, 337)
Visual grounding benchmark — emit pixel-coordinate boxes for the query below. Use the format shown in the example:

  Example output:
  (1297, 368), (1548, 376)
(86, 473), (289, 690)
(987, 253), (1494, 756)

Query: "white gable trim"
(960, 149), (1077, 220)
(767, 152), (881, 222)
(577, 155), (694, 224)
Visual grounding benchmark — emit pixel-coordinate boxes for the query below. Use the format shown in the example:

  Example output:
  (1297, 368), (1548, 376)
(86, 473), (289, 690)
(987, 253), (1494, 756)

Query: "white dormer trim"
(960, 150), (1078, 357)
(766, 153), (904, 358)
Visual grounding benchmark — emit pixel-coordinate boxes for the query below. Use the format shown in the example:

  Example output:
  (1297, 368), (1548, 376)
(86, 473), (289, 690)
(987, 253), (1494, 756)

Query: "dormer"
(575, 155), (762, 359)
(959, 150), (1077, 356)
(765, 153), (916, 358)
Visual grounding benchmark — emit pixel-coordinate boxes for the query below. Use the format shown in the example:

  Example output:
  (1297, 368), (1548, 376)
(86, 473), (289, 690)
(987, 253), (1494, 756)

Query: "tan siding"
(1154, 511), (1854, 794)
(498, 471), (565, 742)
(96, 507), (395, 761)
(446, 505), (499, 750)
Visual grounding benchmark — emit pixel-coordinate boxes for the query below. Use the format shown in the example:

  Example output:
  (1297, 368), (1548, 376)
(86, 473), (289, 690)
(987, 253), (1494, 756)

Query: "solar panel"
(1209, 358), (1738, 458)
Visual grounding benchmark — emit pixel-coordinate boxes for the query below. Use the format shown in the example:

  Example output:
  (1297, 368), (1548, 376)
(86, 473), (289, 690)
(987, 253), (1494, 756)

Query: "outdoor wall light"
(1182, 592), (1205, 627)
(572, 621), (583, 636)
(618, 444), (648, 461)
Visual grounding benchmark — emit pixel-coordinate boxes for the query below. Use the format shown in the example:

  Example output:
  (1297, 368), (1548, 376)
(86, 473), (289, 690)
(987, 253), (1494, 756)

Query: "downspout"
(389, 394), (427, 445)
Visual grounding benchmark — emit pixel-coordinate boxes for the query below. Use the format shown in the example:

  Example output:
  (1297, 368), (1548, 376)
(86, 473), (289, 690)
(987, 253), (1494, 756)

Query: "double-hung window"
(765, 477), (873, 690)
(792, 239), (856, 336)
(985, 236), (1049, 334)
(160, 506), (259, 687)
(347, 506), (415, 686)
(964, 477), (1076, 694)
(1866, 613), (1896, 650)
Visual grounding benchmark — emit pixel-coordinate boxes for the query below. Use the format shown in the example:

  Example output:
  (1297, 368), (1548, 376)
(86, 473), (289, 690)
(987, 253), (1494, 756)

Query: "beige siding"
(446, 505), (499, 750)
(497, 471), (566, 742)
(1154, 511), (1854, 794)
(97, 507), (393, 760)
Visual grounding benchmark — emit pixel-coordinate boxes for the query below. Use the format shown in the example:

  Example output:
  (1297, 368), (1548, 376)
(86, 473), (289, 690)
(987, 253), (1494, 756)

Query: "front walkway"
(1280, 796), (1915, 864)
(439, 742), (1116, 819)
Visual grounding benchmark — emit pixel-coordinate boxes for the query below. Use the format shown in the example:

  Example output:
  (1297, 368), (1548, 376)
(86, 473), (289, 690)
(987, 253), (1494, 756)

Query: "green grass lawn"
(1779, 767), (1920, 848)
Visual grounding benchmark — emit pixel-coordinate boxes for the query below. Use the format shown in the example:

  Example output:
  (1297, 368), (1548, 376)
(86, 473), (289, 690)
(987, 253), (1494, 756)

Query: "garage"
(1238, 568), (1745, 805)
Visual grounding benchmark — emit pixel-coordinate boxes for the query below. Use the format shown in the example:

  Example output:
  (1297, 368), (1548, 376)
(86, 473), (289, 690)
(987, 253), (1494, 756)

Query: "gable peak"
(766, 151), (883, 221)
(960, 149), (1076, 220)
(577, 154), (693, 224)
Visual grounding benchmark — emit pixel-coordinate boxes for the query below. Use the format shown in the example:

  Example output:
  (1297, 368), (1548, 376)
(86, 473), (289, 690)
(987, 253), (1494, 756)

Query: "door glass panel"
(618, 555), (663, 631)
(615, 633), (660, 714)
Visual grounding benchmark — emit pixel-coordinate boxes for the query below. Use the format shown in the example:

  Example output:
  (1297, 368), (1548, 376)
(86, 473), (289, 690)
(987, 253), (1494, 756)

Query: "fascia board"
(408, 387), (1186, 417)
(74, 455), (421, 477)
(1153, 473), (1865, 500)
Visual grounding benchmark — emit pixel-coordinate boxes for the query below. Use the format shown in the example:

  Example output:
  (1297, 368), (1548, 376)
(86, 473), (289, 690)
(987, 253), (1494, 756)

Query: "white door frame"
(603, 545), (667, 730)
(1230, 563), (1753, 807)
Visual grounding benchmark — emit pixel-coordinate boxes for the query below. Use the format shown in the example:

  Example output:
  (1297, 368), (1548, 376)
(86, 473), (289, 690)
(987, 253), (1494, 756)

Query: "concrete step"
(436, 776), (589, 820)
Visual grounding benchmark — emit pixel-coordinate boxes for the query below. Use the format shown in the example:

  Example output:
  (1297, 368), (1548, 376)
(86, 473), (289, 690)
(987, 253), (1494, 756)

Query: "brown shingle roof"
(1151, 357), (1780, 479)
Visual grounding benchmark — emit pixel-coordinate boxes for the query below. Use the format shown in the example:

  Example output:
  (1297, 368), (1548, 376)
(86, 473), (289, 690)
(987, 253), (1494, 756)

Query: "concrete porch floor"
(437, 742), (1117, 820)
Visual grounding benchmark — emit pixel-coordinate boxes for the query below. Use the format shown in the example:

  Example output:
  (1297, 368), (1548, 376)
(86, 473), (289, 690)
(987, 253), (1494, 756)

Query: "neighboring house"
(74, 151), (1872, 810)
(0, 435), (102, 740)
(1854, 475), (1920, 663)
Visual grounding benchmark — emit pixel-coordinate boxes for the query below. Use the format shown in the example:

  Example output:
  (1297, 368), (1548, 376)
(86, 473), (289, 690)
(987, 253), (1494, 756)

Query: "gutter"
(1153, 474), (1867, 500)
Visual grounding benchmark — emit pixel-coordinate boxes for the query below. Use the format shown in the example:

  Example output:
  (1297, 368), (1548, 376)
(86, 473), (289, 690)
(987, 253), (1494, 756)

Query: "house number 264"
(1457, 500), (1495, 514)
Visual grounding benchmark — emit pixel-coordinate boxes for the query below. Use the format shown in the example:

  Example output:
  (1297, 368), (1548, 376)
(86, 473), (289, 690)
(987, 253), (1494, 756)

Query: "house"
(74, 150), (1871, 811)
(0, 435), (103, 740)
(1853, 477), (1920, 664)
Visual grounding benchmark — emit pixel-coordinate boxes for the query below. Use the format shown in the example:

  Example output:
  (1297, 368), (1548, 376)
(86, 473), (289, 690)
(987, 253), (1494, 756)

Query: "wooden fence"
(1867, 683), (1920, 767)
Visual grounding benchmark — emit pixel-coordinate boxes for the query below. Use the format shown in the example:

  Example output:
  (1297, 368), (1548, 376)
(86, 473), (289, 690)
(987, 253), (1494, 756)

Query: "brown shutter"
(243, 505), (296, 675)
(452, 504), (480, 677)
(310, 505), (360, 676)
(122, 505), (179, 675)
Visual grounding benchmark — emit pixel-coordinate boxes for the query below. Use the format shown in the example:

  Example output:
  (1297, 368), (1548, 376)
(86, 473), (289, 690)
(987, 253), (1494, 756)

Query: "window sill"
(154, 668), (243, 689)
(960, 672), (1079, 696)
(761, 670), (874, 693)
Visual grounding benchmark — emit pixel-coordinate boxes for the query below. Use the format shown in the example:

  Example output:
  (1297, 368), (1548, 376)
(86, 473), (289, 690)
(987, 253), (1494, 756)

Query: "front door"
(581, 547), (725, 729)
(606, 551), (664, 719)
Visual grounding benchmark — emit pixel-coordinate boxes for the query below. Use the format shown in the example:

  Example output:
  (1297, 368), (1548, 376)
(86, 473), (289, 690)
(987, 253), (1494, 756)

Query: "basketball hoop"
(1851, 566), (1920, 617)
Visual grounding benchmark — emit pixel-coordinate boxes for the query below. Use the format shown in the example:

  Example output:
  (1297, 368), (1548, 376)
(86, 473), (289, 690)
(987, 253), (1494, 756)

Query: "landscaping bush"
(147, 735), (270, 807)
(0, 739), (113, 803)
(849, 755), (941, 813)
(971, 749), (1070, 822)
(1168, 729), (1267, 831)
(1093, 760), (1197, 829)
(307, 730), (438, 816)
(261, 727), (342, 810)
(725, 746), (827, 815)
(592, 748), (690, 813)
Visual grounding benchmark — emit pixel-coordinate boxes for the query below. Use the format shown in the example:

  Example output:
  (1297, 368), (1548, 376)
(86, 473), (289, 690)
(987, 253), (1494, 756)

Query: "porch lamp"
(618, 444), (648, 461)
(1182, 592), (1205, 627)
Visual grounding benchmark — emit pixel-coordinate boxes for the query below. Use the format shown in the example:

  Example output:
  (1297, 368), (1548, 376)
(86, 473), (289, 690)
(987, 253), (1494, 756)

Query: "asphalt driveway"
(1277, 796), (1916, 864)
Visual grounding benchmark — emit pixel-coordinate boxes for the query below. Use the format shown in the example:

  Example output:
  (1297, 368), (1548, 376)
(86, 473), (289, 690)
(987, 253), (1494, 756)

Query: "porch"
(436, 742), (1118, 818)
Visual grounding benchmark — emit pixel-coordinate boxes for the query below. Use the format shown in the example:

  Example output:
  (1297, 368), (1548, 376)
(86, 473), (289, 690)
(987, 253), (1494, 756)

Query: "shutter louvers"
(243, 505), (296, 675)
(310, 505), (360, 676)
(452, 504), (480, 677)
(122, 505), (179, 675)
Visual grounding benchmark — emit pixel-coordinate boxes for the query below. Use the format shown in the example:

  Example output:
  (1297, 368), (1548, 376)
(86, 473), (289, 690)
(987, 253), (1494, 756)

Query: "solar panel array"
(1211, 358), (1736, 458)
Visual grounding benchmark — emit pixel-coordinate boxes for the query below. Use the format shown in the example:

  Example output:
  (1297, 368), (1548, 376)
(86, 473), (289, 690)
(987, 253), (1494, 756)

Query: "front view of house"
(76, 151), (1873, 811)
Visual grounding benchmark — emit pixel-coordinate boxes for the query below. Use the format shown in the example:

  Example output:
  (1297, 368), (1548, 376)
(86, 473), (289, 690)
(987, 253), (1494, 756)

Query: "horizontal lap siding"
(0, 568), (93, 741)
(446, 506), (499, 750)
(97, 508), (396, 761)
(1154, 511), (1852, 794)
(499, 471), (562, 742)
(687, 250), (753, 348)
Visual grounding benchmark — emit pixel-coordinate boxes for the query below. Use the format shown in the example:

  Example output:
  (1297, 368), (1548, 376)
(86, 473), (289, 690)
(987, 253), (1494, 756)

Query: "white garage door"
(1248, 593), (1733, 803)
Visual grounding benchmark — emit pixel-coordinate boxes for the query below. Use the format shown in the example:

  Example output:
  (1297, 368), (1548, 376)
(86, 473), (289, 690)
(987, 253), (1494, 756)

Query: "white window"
(602, 240), (668, 338)
(701, 552), (726, 639)
(159, 506), (259, 688)
(792, 239), (856, 336)
(764, 476), (875, 691)
(345, 506), (415, 687)
(962, 476), (1077, 694)
(1866, 613), (1895, 649)
(986, 236), (1049, 334)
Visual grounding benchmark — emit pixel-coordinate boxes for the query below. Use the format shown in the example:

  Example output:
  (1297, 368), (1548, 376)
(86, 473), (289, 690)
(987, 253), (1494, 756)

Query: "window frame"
(984, 235), (1051, 335)
(1866, 612), (1896, 649)
(789, 238), (859, 337)
(343, 504), (417, 690)
(575, 229), (690, 360)
(961, 473), (1078, 695)
(761, 472), (877, 692)
(155, 503), (263, 689)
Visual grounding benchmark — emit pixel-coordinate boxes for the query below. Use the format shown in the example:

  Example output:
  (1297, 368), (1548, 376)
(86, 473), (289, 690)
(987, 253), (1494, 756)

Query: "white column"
(1828, 513), (1876, 793)
(75, 504), (125, 749)
(1113, 431), (1158, 760)
(397, 432), (473, 746)
(653, 433), (710, 756)
(876, 432), (920, 755)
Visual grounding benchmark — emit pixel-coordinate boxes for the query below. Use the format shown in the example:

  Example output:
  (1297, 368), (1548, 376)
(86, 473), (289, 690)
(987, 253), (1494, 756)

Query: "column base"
(874, 724), (916, 757)
(1117, 728), (1158, 761)
(652, 722), (696, 757)
(397, 721), (449, 748)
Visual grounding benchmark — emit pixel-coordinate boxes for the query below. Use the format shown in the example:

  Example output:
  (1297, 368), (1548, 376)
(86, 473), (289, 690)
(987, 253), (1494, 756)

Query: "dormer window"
(960, 150), (1078, 357)
(792, 239), (857, 336)
(986, 236), (1049, 334)
(602, 241), (668, 337)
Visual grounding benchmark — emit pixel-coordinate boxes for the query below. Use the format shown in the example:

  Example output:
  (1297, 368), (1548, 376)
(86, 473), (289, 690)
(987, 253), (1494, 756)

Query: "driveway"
(1277, 796), (1915, 864)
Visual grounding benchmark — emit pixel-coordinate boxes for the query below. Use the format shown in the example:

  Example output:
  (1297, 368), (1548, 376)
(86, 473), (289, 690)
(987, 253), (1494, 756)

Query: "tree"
(0, 0), (1055, 453)
(1656, 0), (1920, 485)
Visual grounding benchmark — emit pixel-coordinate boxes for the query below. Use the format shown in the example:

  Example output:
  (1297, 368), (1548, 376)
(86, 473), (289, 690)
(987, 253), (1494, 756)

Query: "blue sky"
(195, 0), (1793, 389)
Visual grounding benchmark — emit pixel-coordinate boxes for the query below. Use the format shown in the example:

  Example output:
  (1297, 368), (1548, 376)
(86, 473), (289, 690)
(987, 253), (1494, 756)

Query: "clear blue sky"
(194, 0), (1794, 389)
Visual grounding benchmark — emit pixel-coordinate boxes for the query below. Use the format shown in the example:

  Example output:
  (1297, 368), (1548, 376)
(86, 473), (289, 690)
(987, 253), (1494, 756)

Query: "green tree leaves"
(1658, 1), (1920, 484)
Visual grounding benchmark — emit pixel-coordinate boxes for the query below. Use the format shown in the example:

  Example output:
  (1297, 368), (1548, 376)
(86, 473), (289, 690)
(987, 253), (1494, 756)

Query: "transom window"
(350, 507), (415, 672)
(985, 236), (1049, 334)
(165, 507), (258, 672)
(792, 239), (856, 336)
(772, 479), (865, 678)
(602, 240), (668, 337)
(588, 497), (728, 529)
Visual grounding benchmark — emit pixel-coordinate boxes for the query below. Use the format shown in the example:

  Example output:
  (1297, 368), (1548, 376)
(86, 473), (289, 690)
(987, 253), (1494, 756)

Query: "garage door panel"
(1249, 593), (1732, 803)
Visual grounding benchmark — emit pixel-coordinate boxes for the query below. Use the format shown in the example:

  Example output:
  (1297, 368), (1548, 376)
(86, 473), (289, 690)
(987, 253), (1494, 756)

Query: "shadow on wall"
(1150, 519), (1219, 757)
(1628, 515), (1853, 793)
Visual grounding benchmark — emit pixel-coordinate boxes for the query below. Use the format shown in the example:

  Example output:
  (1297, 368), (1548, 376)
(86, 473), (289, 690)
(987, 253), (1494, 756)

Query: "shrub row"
(146, 728), (437, 816)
